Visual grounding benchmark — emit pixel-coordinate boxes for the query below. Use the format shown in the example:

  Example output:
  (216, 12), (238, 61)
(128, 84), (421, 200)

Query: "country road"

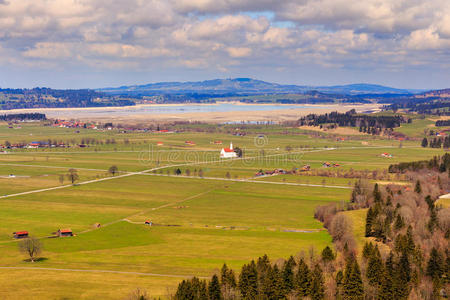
(0, 266), (207, 279)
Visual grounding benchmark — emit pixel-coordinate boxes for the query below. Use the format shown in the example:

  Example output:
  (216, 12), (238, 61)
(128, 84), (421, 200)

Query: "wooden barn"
(13, 231), (29, 239)
(57, 229), (73, 237)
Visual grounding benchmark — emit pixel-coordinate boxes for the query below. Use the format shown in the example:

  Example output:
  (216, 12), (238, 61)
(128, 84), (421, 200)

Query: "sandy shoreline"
(0, 103), (381, 123)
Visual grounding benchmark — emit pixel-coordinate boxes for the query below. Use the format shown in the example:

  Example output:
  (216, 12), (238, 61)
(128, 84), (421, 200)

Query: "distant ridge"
(99, 78), (420, 96)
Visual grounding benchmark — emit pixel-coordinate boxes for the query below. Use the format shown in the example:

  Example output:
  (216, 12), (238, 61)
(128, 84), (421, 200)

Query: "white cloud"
(0, 0), (448, 87)
(226, 47), (252, 58)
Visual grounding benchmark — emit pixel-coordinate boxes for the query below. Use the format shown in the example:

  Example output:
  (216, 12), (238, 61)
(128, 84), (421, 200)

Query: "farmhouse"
(220, 142), (237, 158)
(13, 231), (29, 239)
(57, 229), (73, 237)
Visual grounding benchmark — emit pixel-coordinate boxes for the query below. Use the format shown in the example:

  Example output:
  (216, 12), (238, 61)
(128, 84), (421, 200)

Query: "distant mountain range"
(99, 78), (422, 96)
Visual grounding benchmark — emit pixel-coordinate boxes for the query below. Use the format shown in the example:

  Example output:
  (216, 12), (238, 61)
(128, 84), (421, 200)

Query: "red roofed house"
(220, 142), (237, 158)
(57, 229), (73, 237)
(13, 231), (29, 239)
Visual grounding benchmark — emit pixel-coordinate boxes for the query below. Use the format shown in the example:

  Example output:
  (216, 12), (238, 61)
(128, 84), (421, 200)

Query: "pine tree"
(421, 137), (428, 147)
(365, 207), (374, 237)
(414, 180), (422, 194)
(295, 258), (311, 297)
(262, 265), (283, 300)
(238, 261), (258, 299)
(220, 264), (236, 297)
(366, 246), (384, 287)
(281, 256), (296, 296)
(335, 270), (344, 299)
(394, 214), (404, 231)
(310, 264), (325, 300)
(426, 248), (444, 280)
(428, 209), (439, 233)
(405, 226), (415, 254)
(395, 252), (411, 299)
(321, 246), (335, 262)
(379, 254), (395, 300)
(373, 183), (382, 203)
(256, 255), (270, 294)
(208, 275), (222, 300)
(342, 257), (364, 300)
(362, 242), (374, 260)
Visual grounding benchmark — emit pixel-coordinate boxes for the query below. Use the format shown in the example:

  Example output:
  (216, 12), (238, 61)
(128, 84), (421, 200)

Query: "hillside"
(99, 78), (416, 96)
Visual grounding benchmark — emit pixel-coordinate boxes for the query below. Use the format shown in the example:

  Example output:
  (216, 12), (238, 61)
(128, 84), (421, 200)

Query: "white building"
(220, 142), (237, 158)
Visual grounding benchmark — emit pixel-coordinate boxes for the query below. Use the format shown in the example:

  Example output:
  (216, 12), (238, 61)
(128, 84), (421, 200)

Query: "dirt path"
(0, 266), (206, 279)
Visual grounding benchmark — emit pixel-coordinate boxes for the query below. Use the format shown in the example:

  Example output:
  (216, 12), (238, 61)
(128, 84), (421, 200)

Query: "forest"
(172, 155), (450, 300)
(0, 88), (135, 109)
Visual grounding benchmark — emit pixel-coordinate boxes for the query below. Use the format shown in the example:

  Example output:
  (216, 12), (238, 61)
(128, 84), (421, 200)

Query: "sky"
(0, 0), (449, 89)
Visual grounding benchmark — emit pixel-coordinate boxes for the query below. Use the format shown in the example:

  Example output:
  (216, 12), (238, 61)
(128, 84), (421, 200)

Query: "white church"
(220, 142), (237, 158)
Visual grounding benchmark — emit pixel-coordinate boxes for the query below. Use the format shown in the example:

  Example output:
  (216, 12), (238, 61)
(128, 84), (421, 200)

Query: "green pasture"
(0, 119), (447, 299)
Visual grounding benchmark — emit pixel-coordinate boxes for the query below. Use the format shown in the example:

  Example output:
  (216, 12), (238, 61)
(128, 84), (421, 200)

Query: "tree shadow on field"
(22, 257), (48, 263)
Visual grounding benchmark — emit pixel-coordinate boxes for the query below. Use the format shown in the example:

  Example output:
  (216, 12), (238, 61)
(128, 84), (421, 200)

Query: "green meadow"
(0, 118), (447, 299)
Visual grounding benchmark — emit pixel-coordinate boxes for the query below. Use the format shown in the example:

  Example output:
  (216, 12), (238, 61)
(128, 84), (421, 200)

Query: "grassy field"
(0, 120), (447, 299)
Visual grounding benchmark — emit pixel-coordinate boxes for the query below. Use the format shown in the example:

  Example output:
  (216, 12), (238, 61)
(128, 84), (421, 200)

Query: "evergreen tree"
(373, 183), (382, 203)
(208, 275), (222, 300)
(220, 263), (236, 298)
(295, 258), (311, 297)
(310, 264), (325, 300)
(426, 248), (444, 280)
(262, 264), (283, 300)
(362, 242), (374, 260)
(256, 255), (270, 294)
(421, 137), (428, 147)
(281, 256), (296, 295)
(335, 270), (344, 300)
(428, 209), (438, 233)
(394, 214), (404, 231)
(365, 207), (374, 237)
(238, 261), (258, 299)
(342, 257), (364, 300)
(394, 252), (411, 299)
(321, 246), (335, 262)
(379, 255), (395, 300)
(414, 180), (422, 194)
(366, 246), (384, 287)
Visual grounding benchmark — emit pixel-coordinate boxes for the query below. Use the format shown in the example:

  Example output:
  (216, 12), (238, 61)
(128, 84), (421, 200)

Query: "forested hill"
(0, 88), (134, 110)
(99, 78), (416, 96)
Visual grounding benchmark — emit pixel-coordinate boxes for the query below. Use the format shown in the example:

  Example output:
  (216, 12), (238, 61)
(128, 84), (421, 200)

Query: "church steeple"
(230, 142), (233, 150)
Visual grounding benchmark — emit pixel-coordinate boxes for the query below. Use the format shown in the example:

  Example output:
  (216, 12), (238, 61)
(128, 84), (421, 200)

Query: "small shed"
(145, 220), (153, 226)
(13, 231), (29, 239)
(57, 229), (73, 237)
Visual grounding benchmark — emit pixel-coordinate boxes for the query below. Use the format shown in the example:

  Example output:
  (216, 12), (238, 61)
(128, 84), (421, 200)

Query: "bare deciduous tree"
(67, 168), (79, 184)
(19, 237), (42, 262)
(109, 165), (118, 176)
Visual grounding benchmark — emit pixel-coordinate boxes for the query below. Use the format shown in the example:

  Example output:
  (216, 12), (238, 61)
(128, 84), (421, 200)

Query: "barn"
(13, 231), (29, 239)
(57, 229), (73, 237)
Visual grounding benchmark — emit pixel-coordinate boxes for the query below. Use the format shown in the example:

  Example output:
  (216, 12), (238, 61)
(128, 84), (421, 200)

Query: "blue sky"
(0, 0), (449, 89)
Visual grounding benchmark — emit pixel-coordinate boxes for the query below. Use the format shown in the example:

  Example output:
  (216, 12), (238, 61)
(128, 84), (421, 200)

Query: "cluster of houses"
(322, 162), (341, 168)
(381, 152), (393, 158)
(53, 120), (97, 129)
(255, 168), (289, 176)
(232, 132), (246, 136)
(254, 165), (312, 177)
(13, 229), (73, 239)
(0, 141), (72, 149)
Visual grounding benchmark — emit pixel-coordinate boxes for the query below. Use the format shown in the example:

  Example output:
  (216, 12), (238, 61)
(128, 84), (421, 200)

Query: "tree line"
(297, 110), (406, 135)
(388, 153), (450, 173)
(0, 113), (46, 121)
(0, 88), (135, 109)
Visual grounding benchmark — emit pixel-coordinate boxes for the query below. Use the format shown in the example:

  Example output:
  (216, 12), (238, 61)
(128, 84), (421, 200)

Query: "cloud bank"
(0, 0), (448, 88)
